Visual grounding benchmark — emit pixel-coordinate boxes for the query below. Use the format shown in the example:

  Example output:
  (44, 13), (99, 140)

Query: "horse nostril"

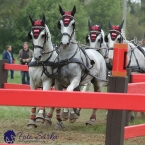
(39, 55), (42, 59)
(67, 43), (69, 45)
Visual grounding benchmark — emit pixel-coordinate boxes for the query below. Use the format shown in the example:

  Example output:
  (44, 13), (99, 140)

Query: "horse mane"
(121, 29), (128, 44)
(45, 24), (51, 37)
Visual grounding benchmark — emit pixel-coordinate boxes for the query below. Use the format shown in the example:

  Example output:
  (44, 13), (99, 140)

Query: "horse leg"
(44, 107), (55, 126)
(55, 108), (64, 130)
(73, 82), (92, 117)
(82, 82), (92, 92)
(54, 80), (64, 130)
(36, 79), (52, 124)
(86, 109), (97, 126)
(27, 79), (37, 128)
(65, 79), (80, 123)
(86, 79), (103, 126)
(36, 107), (45, 124)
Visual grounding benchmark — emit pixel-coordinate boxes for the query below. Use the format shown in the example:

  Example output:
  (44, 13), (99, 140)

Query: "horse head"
(57, 5), (76, 47)
(28, 14), (50, 61)
(86, 20), (103, 50)
(105, 20), (124, 64)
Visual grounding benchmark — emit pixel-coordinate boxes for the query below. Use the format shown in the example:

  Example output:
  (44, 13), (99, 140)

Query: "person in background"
(2, 45), (15, 79)
(18, 42), (33, 84)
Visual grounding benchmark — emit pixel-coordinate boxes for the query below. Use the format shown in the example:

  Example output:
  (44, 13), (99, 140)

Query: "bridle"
(29, 24), (51, 54)
(89, 30), (102, 47)
(58, 14), (75, 44)
(32, 26), (49, 51)
(107, 29), (125, 51)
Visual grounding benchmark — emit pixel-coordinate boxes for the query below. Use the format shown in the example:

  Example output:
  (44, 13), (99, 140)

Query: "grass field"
(0, 54), (145, 144)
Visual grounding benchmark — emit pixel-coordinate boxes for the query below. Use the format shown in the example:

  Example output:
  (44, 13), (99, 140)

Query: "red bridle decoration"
(90, 25), (100, 41)
(110, 25), (121, 40)
(63, 11), (72, 25)
(33, 20), (44, 38)
(91, 25), (100, 31)
(33, 20), (43, 26)
(111, 25), (120, 31)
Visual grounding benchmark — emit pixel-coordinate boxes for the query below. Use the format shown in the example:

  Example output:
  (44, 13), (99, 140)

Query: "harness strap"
(33, 45), (44, 49)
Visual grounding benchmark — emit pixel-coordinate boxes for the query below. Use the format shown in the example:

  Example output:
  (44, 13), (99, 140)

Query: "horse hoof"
(69, 119), (76, 123)
(61, 112), (69, 121)
(62, 118), (68, 121)
(27, 120), (37, 129)
(74, 109), (81, 116)
(36, 113), (45, 123)
(69, 113), (78, 123)
(55, 122), (64, 130)
(27, 124), (37, 129)
(44, 117), (52, 126)
(85, 119), (96, 126)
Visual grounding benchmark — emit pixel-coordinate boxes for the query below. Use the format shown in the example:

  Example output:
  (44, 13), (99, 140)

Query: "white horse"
(54, 5), (107, 127)
(83, 20), (109, 92)
(27, 15), (60, 128)
(105, 20), (145, 73)
(86, 20), (108, 59)
(105, 20), (145, 121)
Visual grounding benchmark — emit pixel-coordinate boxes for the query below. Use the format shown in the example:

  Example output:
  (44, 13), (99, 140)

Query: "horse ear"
(28, 31), (32, 39)
(57, 21), (61, 29)
(99, 23), (102, 30)
(59, 5), (64, 15)
(71, 5), (76, 16)
(29, 15), (34, 25)
(88, 20), (92, 30)
(109, 20), (112, 29)
(104, 35), (108, 42)
(86, 35), (89, 43)
(119, 20), (124, 30)
(42, 14), (45, 24)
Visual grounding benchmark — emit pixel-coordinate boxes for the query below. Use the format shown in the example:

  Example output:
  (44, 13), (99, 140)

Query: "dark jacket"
(2, 50), (15, 64)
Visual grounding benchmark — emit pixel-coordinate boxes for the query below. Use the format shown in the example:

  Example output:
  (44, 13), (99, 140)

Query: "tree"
(85, 0), (122, 34)
(11, 0), (88, 53)
(0, 0), (29, 53)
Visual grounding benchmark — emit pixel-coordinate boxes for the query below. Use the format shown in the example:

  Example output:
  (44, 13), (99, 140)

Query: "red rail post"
(0, 60), (8, 88)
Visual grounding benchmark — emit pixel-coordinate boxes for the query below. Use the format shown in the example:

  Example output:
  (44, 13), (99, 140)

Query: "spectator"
(18, 42), (33, 84)
(2, 45), (15, 79)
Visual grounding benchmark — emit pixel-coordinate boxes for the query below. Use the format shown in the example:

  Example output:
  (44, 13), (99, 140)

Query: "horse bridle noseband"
(107, 29), (125, 51)
(31, 26), (49, 53)
(59, 14), (75, 44)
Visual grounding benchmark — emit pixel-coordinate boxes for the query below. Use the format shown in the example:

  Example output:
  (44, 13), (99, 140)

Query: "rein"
(61, 30), (75, 44)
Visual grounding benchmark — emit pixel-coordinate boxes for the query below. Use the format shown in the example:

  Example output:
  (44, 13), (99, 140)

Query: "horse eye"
(72, 22), (75, 26)
(42, 34), (45, 38)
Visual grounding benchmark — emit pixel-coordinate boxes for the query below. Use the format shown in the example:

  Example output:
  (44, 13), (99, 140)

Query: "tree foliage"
(0, 0), (144, 53)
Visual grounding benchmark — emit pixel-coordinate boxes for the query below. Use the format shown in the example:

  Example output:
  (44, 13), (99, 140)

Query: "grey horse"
(54, 5), (107, 127)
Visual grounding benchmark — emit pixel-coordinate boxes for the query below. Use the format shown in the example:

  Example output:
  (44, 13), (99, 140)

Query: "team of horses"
(27, 5), (145, 130)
